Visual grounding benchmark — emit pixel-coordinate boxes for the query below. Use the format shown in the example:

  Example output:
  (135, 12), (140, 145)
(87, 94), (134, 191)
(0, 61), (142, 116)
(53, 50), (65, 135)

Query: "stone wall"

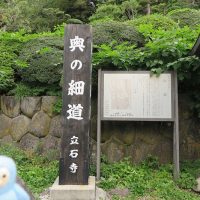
(90, 94), (200, 164)
(0, 95), (200, 164)
(0, 96), (61, 160)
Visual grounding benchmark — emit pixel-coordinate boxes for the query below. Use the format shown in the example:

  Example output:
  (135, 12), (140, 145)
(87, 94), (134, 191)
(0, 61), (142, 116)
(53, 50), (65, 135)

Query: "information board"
(102, 71), (174, 121)
(97, 70), (179, 181)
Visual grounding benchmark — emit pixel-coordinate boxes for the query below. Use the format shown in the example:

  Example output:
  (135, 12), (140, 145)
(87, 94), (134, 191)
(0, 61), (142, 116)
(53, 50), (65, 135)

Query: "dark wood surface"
(190, 34), (200, 57)
(59, 24), (92, 185)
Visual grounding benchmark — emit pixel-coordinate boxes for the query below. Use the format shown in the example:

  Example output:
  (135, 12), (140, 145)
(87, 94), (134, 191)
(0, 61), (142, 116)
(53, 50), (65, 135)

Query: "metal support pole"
(173, 71), (180, 180)
(97, 69), (102, 181)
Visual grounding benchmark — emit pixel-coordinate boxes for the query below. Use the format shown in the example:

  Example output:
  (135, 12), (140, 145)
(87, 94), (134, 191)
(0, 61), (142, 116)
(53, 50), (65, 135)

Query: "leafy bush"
(28, 8), (69, 33)
(166, 0), (200, 11)
(11, 36), (64, 97)
(99, 156), (199, 200)
(151, 3), (168, 14)
(55, 0), (94, 22)
(93, 42), (137, 70)
(0, 67), (15, 94)
(93, 25), (200, 117)
(8, 83), (47, 98)
(0, 0), (69, 33)
(53, 97), (62, 114)
(93, 21), (144, 46)
(0, 32), (23, 93)
(67, 18), (83, 24)
(90, 17), (115, 26)
(168, 8), (200, 28)
(16, 36), (64, 84)
(8, 83), (61, 99)
(0, 144), (58, 195)
(89, 4), (122, 22)
(120, 0), (139, 20)
(0, 30), (65, 95)
(89, 1), (141, 22)
(176, 172), (196, 189)
(126, 14), (178, 30)
(93, 25), (200, 73)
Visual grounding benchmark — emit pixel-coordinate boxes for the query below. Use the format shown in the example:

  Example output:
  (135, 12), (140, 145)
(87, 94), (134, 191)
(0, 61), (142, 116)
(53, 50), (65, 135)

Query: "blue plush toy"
(0, 156), (30, 200)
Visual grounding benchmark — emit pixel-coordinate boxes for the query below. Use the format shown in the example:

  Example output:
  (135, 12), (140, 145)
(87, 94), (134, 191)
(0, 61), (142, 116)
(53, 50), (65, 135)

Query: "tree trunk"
(187, 0), (196, 5)
(192, 0), (195, 5)
(147, 2), (151, 15)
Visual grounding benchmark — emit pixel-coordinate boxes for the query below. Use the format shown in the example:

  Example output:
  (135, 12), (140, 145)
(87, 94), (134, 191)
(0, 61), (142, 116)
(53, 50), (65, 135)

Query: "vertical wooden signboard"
(59, 25), (92, 185)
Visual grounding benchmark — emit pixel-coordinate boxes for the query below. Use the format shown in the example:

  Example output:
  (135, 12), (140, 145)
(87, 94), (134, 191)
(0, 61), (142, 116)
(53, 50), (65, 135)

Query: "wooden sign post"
(59, 24), (92, 185)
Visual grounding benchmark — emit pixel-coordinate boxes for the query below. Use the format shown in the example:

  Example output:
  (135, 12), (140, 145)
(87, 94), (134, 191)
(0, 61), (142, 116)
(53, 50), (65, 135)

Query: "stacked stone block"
(1, 95), (200, 163)
(0, 96), (61, 160)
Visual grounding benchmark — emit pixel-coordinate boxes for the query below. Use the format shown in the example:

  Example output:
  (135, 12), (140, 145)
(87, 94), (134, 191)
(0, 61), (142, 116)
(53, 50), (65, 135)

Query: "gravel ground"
(39, 189), (50, 200)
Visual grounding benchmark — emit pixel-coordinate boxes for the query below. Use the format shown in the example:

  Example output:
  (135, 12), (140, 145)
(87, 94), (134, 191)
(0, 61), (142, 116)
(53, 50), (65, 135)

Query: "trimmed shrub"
(89, 4), (122, 22)
(67, 18), (83, 24)
(0, 1), (69, 33)
(168, 8), (200, 28)
(16, 36), (64, 85)
(126, 14), (178, 30)
(93, 21), (144, 46)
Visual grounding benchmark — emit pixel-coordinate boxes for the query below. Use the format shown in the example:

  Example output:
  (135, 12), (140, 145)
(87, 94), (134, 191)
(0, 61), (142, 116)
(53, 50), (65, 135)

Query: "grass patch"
(0, 144), (58, 195)
(99, 156), (200, 200)
(0, 144), (200, 200)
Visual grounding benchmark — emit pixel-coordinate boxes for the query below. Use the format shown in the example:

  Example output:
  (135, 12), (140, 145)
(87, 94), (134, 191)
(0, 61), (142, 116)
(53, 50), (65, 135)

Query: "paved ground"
(39, 187), (111, 200)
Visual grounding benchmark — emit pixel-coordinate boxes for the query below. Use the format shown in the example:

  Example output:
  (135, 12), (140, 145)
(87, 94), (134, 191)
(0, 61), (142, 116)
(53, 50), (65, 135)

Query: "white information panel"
(103, 72), (174, 120)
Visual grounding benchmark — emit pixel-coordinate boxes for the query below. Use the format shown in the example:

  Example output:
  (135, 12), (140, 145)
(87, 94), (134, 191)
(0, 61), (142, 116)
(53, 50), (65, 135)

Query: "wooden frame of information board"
(97, 69), (180, 180)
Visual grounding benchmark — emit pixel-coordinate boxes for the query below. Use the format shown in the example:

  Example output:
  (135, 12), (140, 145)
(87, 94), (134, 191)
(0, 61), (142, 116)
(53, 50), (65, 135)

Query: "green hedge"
(16, 36), (64, 84)
(93, 21), (144, 46)
(89, 4), (122, 22)
(0, 30), (64, 94)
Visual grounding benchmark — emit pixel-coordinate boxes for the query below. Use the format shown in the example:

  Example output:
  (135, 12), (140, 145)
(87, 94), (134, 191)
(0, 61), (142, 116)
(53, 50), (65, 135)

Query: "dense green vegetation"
(0, 144), (58, 197)
(0, 0), (69, 32)
(1, 0), (200, 116)
(168, 8), (200, 27)
(100, 156), (200, 200)
(1, 1), (200, 199)
(91, 0), (200, 21)
(1, 144), (200, 199)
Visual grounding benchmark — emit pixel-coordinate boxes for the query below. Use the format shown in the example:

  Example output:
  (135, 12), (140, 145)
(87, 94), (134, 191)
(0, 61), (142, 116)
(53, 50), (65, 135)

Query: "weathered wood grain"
(59, 24), (92, 185)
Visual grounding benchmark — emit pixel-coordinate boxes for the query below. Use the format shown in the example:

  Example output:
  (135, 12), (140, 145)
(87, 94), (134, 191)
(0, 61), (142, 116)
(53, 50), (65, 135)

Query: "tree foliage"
(93, 21), (144, 45)
(0, 0), (69, 32)
(168, 8), (200, 27)
(0, 29), (64, 94)
(89, 4), (123, 21)
(94, 0), (200, 17)
(16, 36), (63, 84)
(53, 0), (94, 22)
(1, 0), (200, 116)
(126, 14), (178, 30)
